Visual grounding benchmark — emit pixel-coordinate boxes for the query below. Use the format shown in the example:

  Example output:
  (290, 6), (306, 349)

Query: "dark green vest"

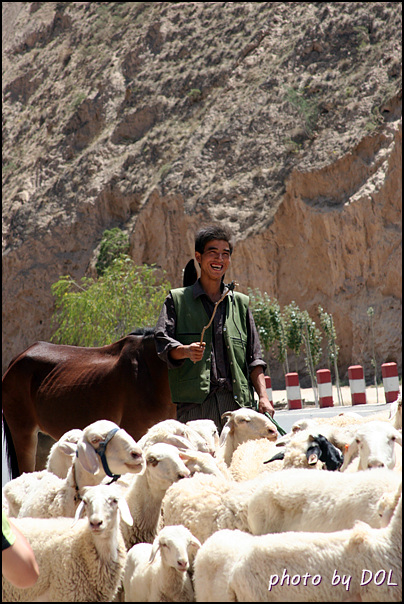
(168, 286), (254, 406)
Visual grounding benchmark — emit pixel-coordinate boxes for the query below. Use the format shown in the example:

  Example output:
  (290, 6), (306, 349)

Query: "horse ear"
(183, 259), (198, 287)
(76, 440), (100, 474)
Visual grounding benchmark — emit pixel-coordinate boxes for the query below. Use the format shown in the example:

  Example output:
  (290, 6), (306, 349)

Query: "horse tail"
(2, 415), (20, 479)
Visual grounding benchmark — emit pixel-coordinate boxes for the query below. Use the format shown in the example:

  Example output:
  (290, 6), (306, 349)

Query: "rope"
(95, 428), (122, 482)
(263, 412), (287, 436)
(199, 282), (237, 345)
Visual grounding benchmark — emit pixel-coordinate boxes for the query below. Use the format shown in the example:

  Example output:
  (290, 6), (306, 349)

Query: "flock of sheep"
(2, 392), (402, 602)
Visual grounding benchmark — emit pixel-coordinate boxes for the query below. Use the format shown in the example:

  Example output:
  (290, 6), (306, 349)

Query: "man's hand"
(169, 342), (206, 363)
(250, 366), (275, 417)
(187, 342), (206, 363)
(258, 395), (275, 418)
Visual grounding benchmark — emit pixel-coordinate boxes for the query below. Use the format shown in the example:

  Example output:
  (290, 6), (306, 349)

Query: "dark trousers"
(176, 389), (240, 434)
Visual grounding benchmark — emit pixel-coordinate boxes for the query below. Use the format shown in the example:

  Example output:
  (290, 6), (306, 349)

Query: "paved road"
(274, 401), (393, 435)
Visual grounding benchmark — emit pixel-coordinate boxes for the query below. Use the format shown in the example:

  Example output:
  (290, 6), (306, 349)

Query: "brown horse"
(2, 330), (176, 478)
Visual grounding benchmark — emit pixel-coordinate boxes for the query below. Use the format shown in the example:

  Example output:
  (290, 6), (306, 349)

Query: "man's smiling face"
(195, 239), (231, 282)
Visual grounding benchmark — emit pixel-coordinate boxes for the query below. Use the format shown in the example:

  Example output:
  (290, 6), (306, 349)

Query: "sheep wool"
(247, 467), (402, 535)
(194, 492), (402, 602)
(2, 484), (131, 602)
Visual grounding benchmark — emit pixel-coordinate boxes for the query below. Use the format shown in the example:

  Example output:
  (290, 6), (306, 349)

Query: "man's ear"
(195, 251), (202, 266)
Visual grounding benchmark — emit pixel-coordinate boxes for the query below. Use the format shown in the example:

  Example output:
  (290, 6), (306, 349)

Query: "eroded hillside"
(2, 2), (402, 383)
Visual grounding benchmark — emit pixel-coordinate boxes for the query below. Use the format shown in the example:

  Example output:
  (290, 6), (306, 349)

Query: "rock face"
(2, 2), (402, 384)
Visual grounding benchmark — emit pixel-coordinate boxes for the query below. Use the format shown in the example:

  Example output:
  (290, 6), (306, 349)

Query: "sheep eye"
(147, 456), (159, 467)
(355, 438), (361, 444)
(110, 497), (119, 505)
(390, 435), (396, 441)
(91, 437), (102, 445)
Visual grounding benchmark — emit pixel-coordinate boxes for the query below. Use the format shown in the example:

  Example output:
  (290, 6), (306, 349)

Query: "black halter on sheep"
(264, 434), (343, 471)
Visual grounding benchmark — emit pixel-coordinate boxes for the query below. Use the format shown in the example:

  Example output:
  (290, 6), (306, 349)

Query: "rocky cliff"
(2, 2), (402, 384)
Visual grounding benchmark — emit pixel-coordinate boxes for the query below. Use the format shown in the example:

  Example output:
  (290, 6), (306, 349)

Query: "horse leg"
(4, 418), (39, 476)
(17, 428), (39, 474)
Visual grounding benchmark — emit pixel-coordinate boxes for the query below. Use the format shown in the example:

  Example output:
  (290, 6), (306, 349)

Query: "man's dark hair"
(195, 225), (234, 255)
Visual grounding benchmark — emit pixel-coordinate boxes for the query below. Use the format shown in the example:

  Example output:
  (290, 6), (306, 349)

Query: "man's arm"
(169, 341), (206, 363)
(2, 519), (40, 588)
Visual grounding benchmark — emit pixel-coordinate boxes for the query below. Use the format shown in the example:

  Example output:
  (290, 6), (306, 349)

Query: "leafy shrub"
(51, 256), (171, 346)
(95, 227), (130, 276)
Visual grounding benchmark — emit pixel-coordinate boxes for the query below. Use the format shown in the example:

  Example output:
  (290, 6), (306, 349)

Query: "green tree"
(95, 227), (130, 276)
(301, 310), (322, 406)
(51, 255), (171, 346)
(283, 301), (305, 372)
(318, 305), (343, 406)
(248, 289), (288, 374)
(248, 289), (276, 355)
(367, 306), (379, 404)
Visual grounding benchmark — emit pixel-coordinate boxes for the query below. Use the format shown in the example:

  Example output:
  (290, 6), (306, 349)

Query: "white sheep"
(3, 419), (144, 518)
(229, 429), (334, 481)
(45, 428), (84, 478)
(162, 472), (265, 544)
(123, 525), (201, 602)
(137, 419), (212, 454)
(246, 467), (402, 535)
(2, 483), (133, 602)
(218, 408), (278, 466)
(186, 419), (220, 456)
(340, 420), (402, 471)
(179, 449), (231, 479)
(194, 491), (402, 602)
(291, 403), (402, 451)
(120, 442), (191, 550)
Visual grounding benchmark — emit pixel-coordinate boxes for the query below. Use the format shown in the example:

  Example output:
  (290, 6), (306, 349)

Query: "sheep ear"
(219, 424), (232, 447)
(392, 429), (402, 447)
(179, 451), (197, 461)
(190, 536), (202, 550)
(221, 411), (233, 421)
(163, 435), (195, 450)
(72, 500), (86, 526)
(58, 441), (79, 456)
(340, 439), (358, 471)
(149, 537), (161, 563)
(76, 440), (100, 474)
(275, 434), (292, 447)
(307, 452), (319, 465)
(118, 498), (133, 526)
(263, 451), (285, 464)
